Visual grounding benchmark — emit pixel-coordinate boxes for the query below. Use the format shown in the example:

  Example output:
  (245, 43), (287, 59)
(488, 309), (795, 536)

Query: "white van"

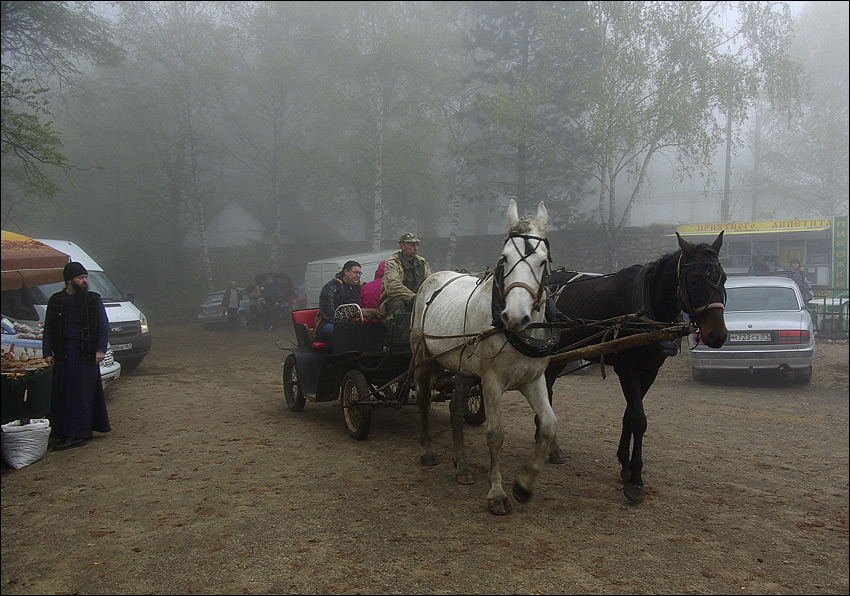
(304, 250), (397, 307)
(1, 239), (151, 370)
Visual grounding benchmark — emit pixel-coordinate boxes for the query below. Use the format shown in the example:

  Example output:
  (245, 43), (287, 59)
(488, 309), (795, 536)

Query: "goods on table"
(11, 322), (42, 340)
(1, 350), (49, 379)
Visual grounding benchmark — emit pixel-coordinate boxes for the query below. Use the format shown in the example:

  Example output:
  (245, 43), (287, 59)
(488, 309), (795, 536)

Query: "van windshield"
(29, 272), (126, 304)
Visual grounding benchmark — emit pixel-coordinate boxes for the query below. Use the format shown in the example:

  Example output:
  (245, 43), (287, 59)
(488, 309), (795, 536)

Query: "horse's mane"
(508, 216), (546, 237)
(644, 239), (719, 279)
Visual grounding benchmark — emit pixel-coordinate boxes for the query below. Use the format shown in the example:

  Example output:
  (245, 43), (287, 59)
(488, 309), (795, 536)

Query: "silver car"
(688, 276), (815, 384)
(197, 289), (250, 329)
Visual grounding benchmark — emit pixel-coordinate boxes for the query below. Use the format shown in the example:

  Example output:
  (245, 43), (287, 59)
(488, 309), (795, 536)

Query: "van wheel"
(120, 356), (144, 371)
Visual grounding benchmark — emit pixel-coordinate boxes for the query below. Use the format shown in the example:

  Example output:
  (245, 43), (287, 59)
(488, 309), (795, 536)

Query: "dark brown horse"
(541, 232), (728, 502)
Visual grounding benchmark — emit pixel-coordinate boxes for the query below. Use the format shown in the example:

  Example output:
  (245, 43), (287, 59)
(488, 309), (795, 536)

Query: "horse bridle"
(496, 233), (552, 312)
(677, 254), (727, 321)
(489, 232), (560, 357)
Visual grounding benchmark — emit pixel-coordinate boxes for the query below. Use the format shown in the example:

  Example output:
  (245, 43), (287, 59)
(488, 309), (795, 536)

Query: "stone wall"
(195, 223), (680, 290)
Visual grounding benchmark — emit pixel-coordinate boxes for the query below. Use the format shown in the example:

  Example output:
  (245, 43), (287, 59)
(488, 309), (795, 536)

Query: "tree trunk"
(445, 161), (463, 270)
(191, 150), (213, 294)
(372, 109), (384, 251)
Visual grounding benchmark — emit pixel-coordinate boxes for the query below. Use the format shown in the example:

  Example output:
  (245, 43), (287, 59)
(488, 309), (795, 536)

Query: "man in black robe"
(42, 261), (111, 451)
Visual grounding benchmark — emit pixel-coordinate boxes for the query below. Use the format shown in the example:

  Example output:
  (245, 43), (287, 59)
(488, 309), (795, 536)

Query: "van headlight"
(140, 313), (149, 334)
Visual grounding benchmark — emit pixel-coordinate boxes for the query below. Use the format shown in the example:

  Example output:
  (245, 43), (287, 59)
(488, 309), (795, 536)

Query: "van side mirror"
(127, 292), (135, 303)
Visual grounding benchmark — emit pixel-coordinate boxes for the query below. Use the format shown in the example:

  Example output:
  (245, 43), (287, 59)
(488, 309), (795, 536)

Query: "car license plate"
(729, 332), (771, 342)
(111, 343), (132, 351)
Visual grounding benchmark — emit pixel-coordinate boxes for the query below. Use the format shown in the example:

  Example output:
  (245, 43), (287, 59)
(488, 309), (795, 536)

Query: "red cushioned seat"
(290, 308), (327, 349)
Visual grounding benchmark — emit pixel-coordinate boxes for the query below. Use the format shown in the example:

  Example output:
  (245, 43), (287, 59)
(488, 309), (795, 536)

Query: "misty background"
(2, 1), (848, 322)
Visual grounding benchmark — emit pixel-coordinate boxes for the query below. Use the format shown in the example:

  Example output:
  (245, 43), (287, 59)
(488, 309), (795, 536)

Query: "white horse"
(410, 199), (557, 515)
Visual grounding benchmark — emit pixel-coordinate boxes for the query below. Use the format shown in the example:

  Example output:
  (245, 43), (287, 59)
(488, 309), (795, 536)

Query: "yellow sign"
(677, 219), (833, 234)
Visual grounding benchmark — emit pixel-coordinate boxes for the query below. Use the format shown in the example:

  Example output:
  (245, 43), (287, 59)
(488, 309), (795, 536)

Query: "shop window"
(778, 240), (804, 267)
(806, 238), (829, 265)
(727, 241), (752, 269)
(752, 241), (778, 256)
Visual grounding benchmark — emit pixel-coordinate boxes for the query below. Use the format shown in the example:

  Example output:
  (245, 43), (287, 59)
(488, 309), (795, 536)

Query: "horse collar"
(632, 265), (656, 320)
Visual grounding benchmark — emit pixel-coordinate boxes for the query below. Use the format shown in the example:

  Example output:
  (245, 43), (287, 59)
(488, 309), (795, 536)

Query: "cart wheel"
(283, 354), (306, 412)
(463, 382), (486, 425)
(341, 370), (372, 440)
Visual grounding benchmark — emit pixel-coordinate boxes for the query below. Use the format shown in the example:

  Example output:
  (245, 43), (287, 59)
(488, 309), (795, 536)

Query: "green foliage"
(1, 0), (123, 216)
(1, 68), (65, 200)
(754, 1), (849, 217)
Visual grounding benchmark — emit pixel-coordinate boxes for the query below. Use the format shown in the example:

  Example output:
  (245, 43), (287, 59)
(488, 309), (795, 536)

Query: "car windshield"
(725, 287), (800, 312)
(29, 271), (126, 303)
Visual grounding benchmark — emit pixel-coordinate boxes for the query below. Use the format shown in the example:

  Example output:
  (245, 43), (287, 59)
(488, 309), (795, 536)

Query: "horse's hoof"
(623, 482), (644, 503)
(620, 468), (631, 484)
(420, 454), (438, 466)
(488, 498), (512, 515)
(512, 482), (533, 503)
(549, 449), (566, 464)
(456, 473), (474, 485)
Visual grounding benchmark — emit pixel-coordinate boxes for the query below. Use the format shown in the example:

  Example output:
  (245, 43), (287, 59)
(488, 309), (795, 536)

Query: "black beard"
(72, 283), (88, 310)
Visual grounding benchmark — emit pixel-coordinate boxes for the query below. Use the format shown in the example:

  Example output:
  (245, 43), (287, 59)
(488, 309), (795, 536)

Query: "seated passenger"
(359, 261), (385, 310)
(378, 234), (432, 321)
(314, 261), (364, 351)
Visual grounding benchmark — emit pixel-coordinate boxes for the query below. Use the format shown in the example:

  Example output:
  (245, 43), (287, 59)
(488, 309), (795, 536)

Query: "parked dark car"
(197, 289), (250, 329)
(255, 273), (308, 322)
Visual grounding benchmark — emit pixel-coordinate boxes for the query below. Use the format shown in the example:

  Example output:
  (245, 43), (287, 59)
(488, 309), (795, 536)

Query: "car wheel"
(793, 366), (812, 384)
(691, 367), (710, 382)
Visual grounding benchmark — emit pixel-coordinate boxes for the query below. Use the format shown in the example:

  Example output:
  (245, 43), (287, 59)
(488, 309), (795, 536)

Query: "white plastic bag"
(1, 418), (51, 469)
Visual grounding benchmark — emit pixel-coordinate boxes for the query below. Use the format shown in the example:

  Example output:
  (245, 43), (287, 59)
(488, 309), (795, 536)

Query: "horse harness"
(410, 232), (560, 369)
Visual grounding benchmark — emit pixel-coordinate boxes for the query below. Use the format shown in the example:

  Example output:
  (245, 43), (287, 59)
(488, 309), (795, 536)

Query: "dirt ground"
(1, 322), (848, 595)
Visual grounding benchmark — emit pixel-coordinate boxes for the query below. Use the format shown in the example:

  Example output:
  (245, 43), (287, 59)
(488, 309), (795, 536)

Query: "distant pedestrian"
(245, 284), (261, 331)
(221, 281), (242, 332)
(748, 255), (770, 274)
(261, 275), (284, 331)
(789, 258), (814, 302)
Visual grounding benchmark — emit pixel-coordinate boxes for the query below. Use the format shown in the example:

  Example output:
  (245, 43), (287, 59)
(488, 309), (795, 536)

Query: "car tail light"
(777, 330), (811, 344)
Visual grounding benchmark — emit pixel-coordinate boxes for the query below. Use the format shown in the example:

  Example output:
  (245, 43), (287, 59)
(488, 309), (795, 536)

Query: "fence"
(808, 288), (849, 340)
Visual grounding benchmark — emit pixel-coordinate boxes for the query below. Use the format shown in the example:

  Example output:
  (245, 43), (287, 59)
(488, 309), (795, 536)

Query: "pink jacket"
(358, 261), (385, 309)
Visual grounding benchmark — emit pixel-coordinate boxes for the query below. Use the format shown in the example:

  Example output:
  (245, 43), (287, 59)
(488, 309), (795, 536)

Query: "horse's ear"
(711, 231), (724, 253)
(536, 201), (548, 231)
(676, 232), (695, 259)
(507, 199), (519, 228)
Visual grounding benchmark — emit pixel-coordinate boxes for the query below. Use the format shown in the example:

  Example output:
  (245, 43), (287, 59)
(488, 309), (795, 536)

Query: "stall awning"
(1, 231), (71, 290)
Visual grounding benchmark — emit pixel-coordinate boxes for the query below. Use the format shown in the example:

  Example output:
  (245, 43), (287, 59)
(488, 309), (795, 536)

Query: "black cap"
(63, 261), (88, 281)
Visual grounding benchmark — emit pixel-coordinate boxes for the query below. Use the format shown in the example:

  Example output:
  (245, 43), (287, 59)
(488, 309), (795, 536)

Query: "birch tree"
(546, 1), (800, 269)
